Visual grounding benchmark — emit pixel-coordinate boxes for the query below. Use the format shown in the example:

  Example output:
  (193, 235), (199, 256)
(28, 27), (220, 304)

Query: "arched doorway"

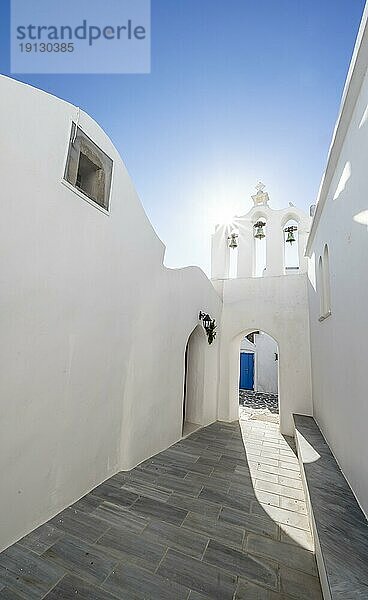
(182, 325), (206, 436)
(238, 330), (279, 423)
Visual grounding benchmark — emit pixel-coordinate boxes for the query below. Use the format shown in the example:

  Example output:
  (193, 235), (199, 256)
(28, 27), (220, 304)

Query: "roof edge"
(306, 2), (368, 256)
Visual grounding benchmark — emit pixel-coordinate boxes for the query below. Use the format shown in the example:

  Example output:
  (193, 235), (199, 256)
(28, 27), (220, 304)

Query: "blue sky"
(0, 0), (365, 274)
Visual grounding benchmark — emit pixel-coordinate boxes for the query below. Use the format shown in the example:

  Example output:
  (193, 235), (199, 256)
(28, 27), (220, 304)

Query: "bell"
(284, 225), (297, 244)
(286, 230), (296, 244)
(254, 226), (265, 240)
(202, 314), (212, 329)
(254, 221), (266, 239)
(228, 233), (238, 249)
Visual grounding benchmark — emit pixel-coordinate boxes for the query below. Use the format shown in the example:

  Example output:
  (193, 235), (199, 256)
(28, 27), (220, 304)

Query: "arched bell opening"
(227, 228), (239, 279)
(283, 218), (300, 274)
(253, 218), (267, 277)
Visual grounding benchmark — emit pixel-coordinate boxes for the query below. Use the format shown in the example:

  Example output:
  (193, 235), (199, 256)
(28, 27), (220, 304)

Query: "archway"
(218, 288), (313, 435)
(224, 326), (282, 426)
(239, 330), (279, 423)
(182, 325), (206, 436)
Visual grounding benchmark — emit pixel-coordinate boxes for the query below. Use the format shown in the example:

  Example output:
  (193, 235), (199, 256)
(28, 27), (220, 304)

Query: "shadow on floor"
(0, 421), (322, 599)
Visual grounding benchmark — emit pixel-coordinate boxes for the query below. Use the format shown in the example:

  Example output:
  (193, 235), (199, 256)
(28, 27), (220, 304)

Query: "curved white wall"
(0, 76), (222, 551)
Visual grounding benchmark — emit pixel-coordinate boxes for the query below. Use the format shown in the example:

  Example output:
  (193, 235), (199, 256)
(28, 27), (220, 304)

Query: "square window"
(64, 123), (113, 211)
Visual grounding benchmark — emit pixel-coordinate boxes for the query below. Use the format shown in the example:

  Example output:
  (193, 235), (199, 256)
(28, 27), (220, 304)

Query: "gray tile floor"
(0, 421), (322, 599)
(294, 415), (368, 599)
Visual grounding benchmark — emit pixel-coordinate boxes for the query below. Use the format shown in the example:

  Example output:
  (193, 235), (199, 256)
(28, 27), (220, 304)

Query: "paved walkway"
(0, 421), (322, 599)
(240, 390), (279, 413)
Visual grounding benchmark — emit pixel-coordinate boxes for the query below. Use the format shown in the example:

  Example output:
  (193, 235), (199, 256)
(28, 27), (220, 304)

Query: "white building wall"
(307, 14), (368, 517)
(0, 76), (222, 551)
(254, 333), (278, 394)
(240, 338), (256, 352)
(211, 224), (231, 279)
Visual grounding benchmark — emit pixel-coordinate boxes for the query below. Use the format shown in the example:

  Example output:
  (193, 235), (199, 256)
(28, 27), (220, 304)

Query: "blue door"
(239, 353), (254, 390)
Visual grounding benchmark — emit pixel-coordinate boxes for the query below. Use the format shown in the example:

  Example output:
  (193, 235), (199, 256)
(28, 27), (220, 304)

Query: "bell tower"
(211, 183), (311, 280)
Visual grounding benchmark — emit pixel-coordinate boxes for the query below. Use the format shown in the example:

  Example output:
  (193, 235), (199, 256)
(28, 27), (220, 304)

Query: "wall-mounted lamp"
(199, 311), (217, 345)
(227, 232), (239, 249)
(284, 225), (298, 244)
(254, 221), (266, 239)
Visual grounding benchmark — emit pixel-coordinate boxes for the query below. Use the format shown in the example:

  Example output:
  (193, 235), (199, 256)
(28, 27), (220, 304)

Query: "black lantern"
(254, 221), (266, 239)
(227, 233), (239, 249)
(199, 311), (217, 345)
(284, 225), (298, 244)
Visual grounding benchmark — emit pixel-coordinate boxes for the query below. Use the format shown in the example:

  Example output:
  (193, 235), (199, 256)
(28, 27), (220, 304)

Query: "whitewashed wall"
(240, 338), (256, 352)
(0, 76), (222, 551)
(307, 11), (368, 517)
(254, 333), (278, 394)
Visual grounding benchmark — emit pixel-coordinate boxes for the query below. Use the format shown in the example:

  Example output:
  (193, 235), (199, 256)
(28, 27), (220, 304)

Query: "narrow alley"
(0, 421), (322, 599)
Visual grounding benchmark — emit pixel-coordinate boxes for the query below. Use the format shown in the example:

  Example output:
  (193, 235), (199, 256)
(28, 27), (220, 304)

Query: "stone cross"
(252, 181), (269, 206)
